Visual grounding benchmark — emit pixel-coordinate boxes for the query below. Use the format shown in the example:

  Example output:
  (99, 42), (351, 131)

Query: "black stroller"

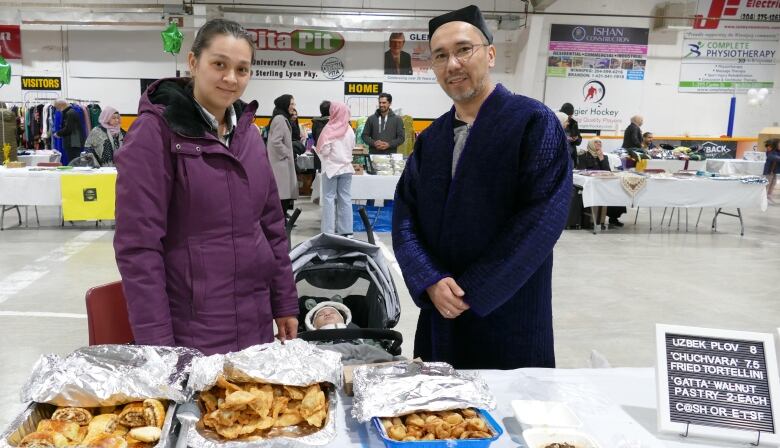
(286, 208), (403, 356)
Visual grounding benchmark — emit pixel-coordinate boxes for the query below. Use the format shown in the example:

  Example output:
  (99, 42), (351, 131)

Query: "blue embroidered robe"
(392, 84), (572, 369)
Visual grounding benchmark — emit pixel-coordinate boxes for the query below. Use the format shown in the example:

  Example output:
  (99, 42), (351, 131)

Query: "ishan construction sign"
(245, 28), (345, 81)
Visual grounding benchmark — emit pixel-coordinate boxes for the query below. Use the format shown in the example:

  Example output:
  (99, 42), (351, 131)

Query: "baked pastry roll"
(128, 426), (162, 442)
(18, 431), (69, 447)
(85, 434), (129, 448)
(51, 407), (93, 425)
(117, 402), (146, 427)
(142, 399), (165, 428)
(82, 414), (120, 445)
(35, 419), (80, 442)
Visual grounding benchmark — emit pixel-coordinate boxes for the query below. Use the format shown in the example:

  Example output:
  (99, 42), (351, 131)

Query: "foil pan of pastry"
(182, 387), (339, 447)
(351, 361), (496, 422)
(21, 345), (200, 406)
(187, 339), (343, 394)
(0, 400), (177, 448)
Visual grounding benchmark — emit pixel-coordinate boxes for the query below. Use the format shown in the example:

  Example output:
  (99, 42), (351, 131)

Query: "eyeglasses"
(430, 44), (487, 68)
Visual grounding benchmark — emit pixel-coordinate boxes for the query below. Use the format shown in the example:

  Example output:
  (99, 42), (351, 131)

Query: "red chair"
(85, 281), (134, 345)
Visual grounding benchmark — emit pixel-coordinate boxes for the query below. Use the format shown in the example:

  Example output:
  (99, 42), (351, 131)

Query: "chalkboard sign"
(656, 325), (780, 444)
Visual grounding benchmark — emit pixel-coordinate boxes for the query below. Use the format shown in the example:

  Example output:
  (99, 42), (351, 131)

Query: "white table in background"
(311, 173), (400, 204)
(706, 159), (765, 176)
(573, 173), (767, 235)
(16, 150), (59, 167)
(0, 167), (117, 229)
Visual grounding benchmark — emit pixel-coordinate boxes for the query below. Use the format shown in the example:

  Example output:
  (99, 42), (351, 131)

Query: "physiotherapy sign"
(244, 27), (346, 80)
(680, 29), (778, 92)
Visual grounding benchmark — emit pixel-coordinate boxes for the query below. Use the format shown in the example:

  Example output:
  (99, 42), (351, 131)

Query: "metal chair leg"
(738, 208), (744, 236)
(685, 209), (689, 232)
(14, 205), (21, 225)
(695, 208), (703, 228)
(634, 208), (639, 225)
(649, 208), (653, 231)
(35, 206), (40, 226)
(1, 205), (5, 231)
(661, 207), (668, 225)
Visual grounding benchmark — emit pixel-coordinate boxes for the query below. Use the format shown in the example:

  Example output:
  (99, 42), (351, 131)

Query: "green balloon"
(161, 22), (184, 55)
(0, 56), (10, 86)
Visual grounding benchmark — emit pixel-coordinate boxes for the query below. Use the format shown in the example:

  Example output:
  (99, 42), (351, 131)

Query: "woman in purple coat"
(114, 19), (299, 355)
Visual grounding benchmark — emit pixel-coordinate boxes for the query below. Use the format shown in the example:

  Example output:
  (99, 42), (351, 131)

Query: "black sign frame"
(656, 324), (780, 445)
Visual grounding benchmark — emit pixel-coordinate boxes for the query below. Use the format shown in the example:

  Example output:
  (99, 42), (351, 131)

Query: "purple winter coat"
(114, 78), (298, 355)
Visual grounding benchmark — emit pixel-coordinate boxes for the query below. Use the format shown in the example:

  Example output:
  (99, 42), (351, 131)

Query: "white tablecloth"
(323, 367), (744, 448)
(0, 167), (117, 207)
(706, 159), (765, 176)
(574, 174), (768, 211)
(312, 173), (400, 204)
(16, 150), (59, 167)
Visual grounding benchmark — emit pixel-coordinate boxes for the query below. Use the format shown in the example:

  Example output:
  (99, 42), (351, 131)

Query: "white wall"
(510, 0), (780, 138)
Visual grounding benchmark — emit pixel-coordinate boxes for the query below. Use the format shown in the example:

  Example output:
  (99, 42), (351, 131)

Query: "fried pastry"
(19, 431), (69, 447)
(51, 407), (93, 425)
(117, 402), (146, 427)
(142, 399), (165, 428)
(35, 419), (80, 442)
(127, 426), (162, 443)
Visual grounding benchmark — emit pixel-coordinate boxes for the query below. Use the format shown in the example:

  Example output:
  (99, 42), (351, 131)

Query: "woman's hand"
(275, 316), (298, 342)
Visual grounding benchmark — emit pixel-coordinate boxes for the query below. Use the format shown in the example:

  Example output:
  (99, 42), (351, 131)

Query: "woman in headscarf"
(267, 94), (299, 215)
(315, 101), (355, 236)
(578, 138), (626, 228)
(84, 107), (126, 166)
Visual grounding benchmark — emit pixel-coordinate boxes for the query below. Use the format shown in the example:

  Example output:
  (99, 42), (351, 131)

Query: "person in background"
(384, 32), (413, 75)
(642, 131), (662, 158)
(268, 94), (300, 216)
(290, 108), (307, 157)
(578, 138), (626, 228)
(560, 103), (581, 165)
(764, 138), (780, 204)
(84, 107), (126, 166)
(622, 115), (643, 149)
(311, 100), (331, 172)
(53, 99), (86, 162)
(315, 101), (355, 236)
(393, 5), (571, 369)
(114, 19), (298, 355)
(362, 93), (405, 154)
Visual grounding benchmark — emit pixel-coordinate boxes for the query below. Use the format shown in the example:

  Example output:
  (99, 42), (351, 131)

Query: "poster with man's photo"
(383, 32), (437, 83)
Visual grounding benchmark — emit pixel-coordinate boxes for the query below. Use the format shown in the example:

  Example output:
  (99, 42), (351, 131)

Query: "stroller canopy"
(289, 233), (400, 328)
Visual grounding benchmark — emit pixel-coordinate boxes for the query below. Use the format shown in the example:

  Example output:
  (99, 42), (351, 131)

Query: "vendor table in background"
(573, 173), (767, 234)
(0, 167), (117, 229)
(311, 173), (400, 204)
(16, 150), (60, 167)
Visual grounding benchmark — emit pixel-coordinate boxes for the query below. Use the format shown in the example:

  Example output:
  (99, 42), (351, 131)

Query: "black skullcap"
(429, 5), (493, 44)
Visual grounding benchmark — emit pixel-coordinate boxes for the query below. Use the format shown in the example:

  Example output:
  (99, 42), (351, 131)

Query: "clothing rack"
(65, 98), (100, 103)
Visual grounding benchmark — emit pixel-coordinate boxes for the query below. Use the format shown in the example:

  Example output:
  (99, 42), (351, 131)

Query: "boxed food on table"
(1, 345), (198, 448)
(352, 361), (502, 447)
(182, 339), (343, 447)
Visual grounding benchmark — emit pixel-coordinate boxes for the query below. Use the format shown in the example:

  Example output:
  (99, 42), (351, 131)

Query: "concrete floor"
(1, 196), (778, 430)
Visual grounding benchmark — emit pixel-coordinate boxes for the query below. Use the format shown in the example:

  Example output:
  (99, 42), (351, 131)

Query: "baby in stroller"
(301, 299), (404, 365)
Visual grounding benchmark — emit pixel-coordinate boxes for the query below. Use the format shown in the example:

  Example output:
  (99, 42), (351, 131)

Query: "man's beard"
(444, 72), (485, 102)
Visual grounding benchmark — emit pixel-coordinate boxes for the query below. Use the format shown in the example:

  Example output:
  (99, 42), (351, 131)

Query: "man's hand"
(426, 277), (469, 319)
(275, 316), (298, 342)
(375, 140), (389, 150)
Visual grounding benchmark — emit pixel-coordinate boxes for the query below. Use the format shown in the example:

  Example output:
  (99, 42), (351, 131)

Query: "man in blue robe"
(392, 5), (572, 369)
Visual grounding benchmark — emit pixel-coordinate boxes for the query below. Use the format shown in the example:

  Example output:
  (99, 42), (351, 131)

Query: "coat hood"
(139, 78), (255, 138)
